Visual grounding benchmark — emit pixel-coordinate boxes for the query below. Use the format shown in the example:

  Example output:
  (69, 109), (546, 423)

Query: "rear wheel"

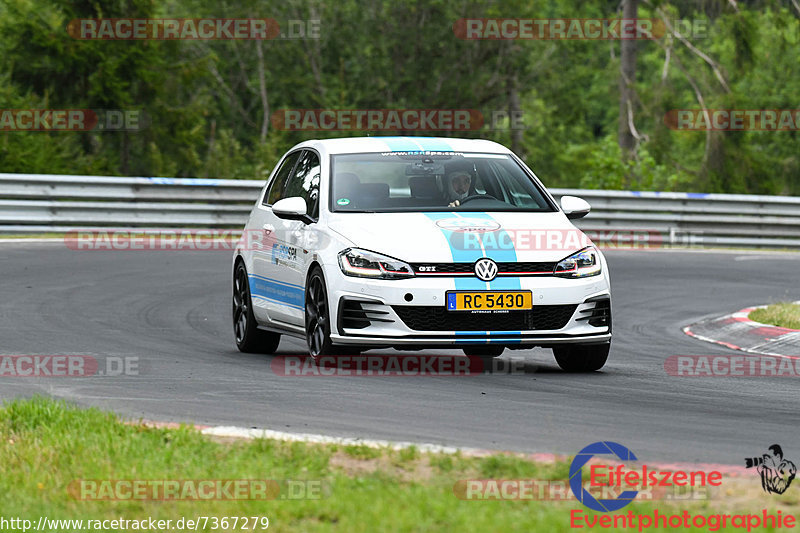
(553, 343), (610, 372)
(233, 262), (281, 354)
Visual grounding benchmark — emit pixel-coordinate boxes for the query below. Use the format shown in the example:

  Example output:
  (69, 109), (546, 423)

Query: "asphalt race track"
(1, 243), (799, 464)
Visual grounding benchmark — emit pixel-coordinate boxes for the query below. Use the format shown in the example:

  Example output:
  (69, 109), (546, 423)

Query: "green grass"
(749, 302), (800, 330)
(0, 397), (796, 532)
(341, 444), (382, 460)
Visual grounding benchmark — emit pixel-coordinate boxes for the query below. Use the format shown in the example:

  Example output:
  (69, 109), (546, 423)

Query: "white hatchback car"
(232, 137), (611, 371)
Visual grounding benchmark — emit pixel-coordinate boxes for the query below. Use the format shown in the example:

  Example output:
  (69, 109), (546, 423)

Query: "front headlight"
(554, 246), (602, 278)
(338, 248), (415, 279)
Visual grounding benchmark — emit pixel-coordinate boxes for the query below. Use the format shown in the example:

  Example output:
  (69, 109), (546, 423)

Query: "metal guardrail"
(0, 173), (799, 248)
(554, 189), (800, 248)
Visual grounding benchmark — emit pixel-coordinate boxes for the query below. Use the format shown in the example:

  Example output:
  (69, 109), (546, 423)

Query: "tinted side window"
(264, 151), (302, 205)
(283, 150), (321, 219)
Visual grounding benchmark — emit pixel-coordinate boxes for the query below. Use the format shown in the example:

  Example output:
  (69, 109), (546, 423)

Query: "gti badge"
(474, 258), (498, 281)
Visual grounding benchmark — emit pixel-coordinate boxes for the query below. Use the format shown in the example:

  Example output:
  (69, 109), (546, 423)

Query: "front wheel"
(233, 262), (281, 354)
(305, 267), (345, 360)
(553, 343), (610, 372)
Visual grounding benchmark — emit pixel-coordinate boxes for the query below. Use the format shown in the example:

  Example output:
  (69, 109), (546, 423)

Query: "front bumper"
(330, 332), (611, 347)
(327, 269), (611, 348)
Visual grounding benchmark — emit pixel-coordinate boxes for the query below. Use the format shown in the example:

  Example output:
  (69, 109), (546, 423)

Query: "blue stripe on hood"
(424, 212), (521, 290)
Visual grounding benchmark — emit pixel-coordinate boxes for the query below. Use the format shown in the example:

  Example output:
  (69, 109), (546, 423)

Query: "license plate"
(446, 291), (532, 311)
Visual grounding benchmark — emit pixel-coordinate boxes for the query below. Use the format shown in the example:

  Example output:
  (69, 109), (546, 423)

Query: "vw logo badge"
(474, 258), (498, 281)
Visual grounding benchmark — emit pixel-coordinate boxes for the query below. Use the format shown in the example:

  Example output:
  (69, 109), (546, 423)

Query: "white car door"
(268, 149), (322, 327)
(249, 149), (303, 325)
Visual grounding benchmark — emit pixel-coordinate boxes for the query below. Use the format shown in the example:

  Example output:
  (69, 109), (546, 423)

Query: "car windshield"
(329, 152), (556, 213)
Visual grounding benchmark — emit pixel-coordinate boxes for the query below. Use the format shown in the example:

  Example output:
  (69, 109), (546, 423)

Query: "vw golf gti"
(232, 137), (612, 371)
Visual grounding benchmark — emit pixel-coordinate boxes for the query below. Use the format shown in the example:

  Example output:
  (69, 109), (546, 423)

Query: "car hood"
(325, 211), (593, 263)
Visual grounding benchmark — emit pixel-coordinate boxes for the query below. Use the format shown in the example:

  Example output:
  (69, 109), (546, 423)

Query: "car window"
(330, 152), (555, 213)
(264, 150), (302, 205)
(484, 159), (551, 209)
(283, 150), (321, 219)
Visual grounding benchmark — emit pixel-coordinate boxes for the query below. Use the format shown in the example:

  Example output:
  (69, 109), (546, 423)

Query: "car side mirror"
(560, 196), (591, 220)
(272, 197), (313, 224)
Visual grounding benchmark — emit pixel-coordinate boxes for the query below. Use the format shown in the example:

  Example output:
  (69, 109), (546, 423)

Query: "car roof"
(289, 136), (513, 155)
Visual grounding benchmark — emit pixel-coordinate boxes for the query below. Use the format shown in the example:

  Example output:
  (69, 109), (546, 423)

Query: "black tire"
(553, 342), (610, 372)
(305, 267), (345, 360)
(233, 262), (281, 354)
(462, 346), (505, 358)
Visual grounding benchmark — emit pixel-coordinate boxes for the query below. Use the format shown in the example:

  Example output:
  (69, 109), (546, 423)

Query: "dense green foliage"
(1, 0), (798, 194)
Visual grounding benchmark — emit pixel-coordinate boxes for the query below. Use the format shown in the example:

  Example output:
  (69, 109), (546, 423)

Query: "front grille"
(410, 261), (556, 276)
(411, 263), (473, 274)
(392, 305), (578, 331)
(498, 262), (557, 274)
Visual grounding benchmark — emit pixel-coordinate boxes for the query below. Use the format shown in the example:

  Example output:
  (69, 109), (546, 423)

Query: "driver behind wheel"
(445, 169), (474, 207)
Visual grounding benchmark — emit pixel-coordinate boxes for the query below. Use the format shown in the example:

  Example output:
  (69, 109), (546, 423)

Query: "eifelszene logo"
(569, 441), (723, 512)
(745, 445), (796, 495)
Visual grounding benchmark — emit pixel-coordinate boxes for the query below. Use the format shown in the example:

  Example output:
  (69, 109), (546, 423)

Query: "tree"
(618, 0), (639, 163)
